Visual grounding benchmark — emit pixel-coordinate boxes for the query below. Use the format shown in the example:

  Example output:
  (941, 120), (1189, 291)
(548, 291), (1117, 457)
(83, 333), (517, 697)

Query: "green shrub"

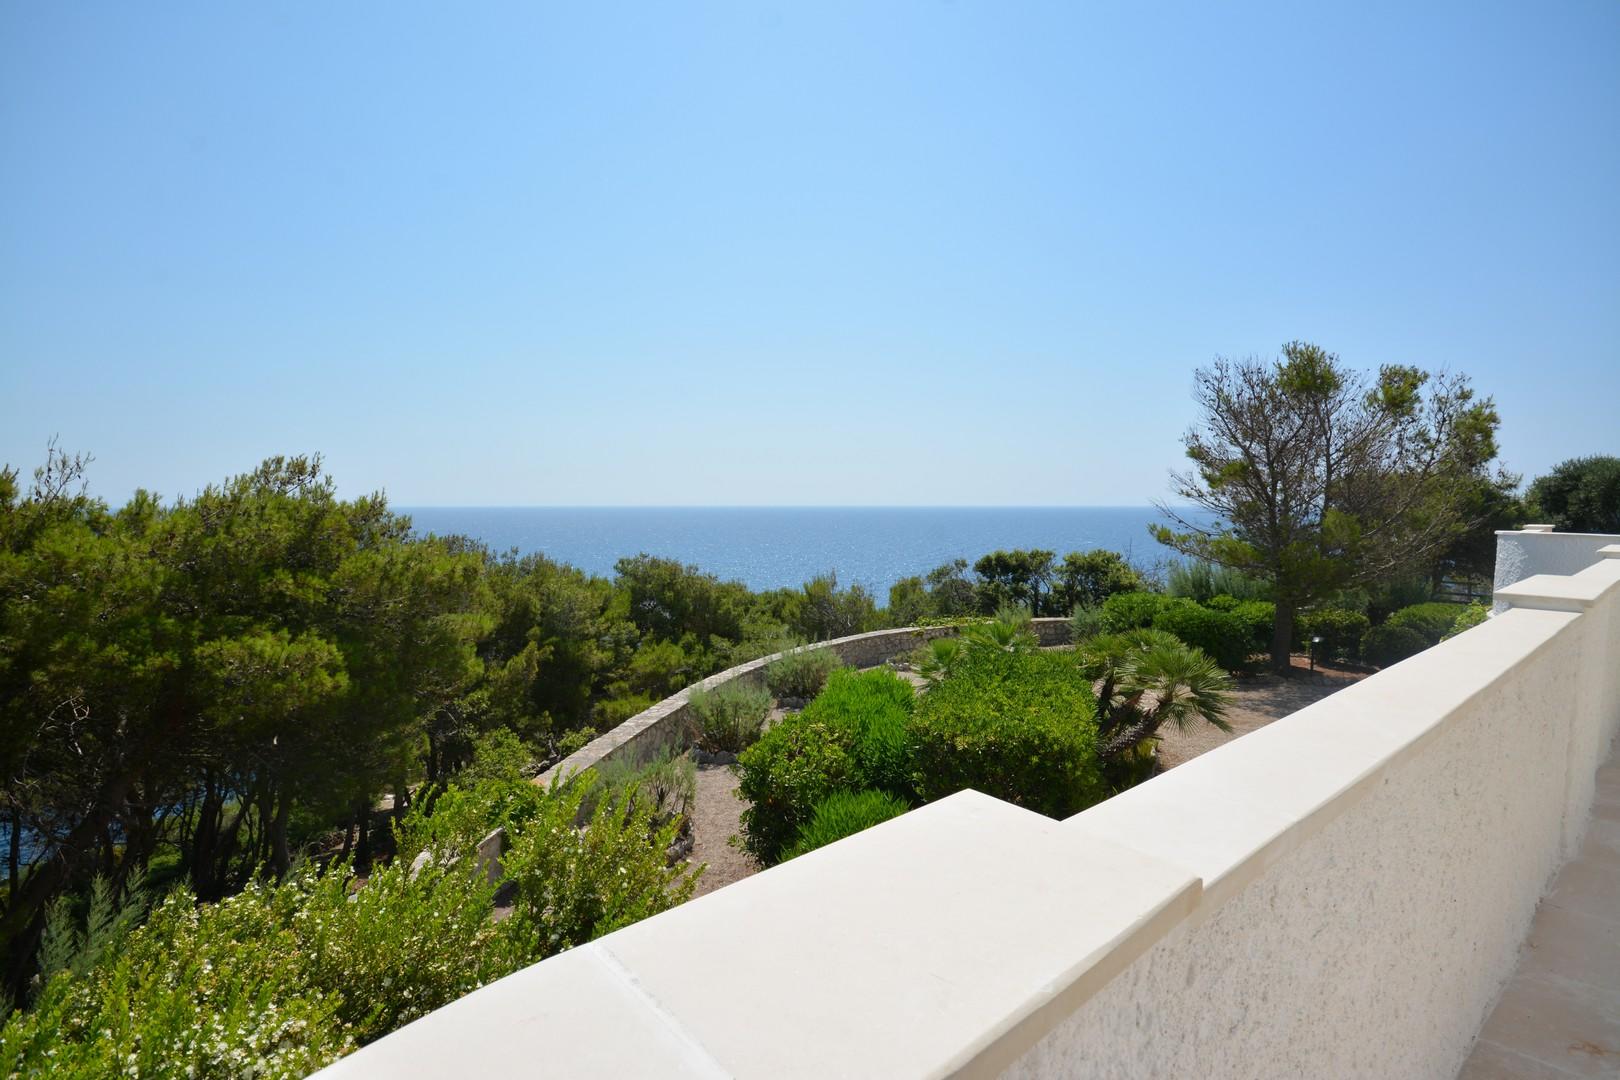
(1099, 591), (1177, 632)
(687, 680), (772, 753)
(764, 646), (846, 699)
(502, 776), (699, 958)
(1203, 593), (1240, 611)
(1151, 602), (1252, 671)
(1360, 623), (1430, 667)
(781, 789), (911, 861)
(1228, 599), (1277, 653)
(908, 650), (1103, 819)
(914, 635), (966, 684)
(799, 668), (915, 797)
(587, 749), (695, 828)
(1167, 560), (1271, 602)
(1386, 602), (1467, 646)
(1443, 602), (1489, 640)
(1069, 604), (1106, 644)
(735, 718), (856, 865)
(1365, 577), (1436, 624)
(1297, 608), (1370, 662)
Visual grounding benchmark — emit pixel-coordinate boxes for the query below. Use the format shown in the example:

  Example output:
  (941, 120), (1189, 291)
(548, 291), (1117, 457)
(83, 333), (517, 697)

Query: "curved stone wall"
(537, 617), (1072, 785)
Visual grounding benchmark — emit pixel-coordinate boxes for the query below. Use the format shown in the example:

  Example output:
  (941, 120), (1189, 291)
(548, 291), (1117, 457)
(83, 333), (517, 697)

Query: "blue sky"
(3, 1), (1617, 507)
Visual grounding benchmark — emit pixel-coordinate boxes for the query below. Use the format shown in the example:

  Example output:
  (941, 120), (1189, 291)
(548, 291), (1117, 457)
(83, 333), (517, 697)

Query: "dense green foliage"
(1099, 591), (1178, 632)
(1297, 608), (1371, 662)
(686, 681), (773, 754)
(1359, 623), (1431, 667)
(735, 719), (856, 865)
(0, 449), (943, 1000)
(1149, 602), (1253, 671)
(908, 651), (1103, 818)
(781, 790), (911, 861)
(1526, 455), (1620, 534)
(799, 669), (916, 797)
(1385, 602), (1470, 646)
(1444, 602), (1490, 640)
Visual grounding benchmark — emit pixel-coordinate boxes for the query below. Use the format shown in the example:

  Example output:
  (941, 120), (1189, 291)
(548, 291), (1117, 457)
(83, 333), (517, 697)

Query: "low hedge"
(1099, 591), (1178, 632)
(1385, 602), (1468, 646)
(1360, 623), (1429, 667)
(907, 650), (1103, 819)
(1297, 608), (1371, 663)
(1151, 602), (1252, 671)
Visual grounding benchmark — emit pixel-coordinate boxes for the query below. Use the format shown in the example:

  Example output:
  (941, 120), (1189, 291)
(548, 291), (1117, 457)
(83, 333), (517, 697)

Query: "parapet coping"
(1493, 559), (1620, 612)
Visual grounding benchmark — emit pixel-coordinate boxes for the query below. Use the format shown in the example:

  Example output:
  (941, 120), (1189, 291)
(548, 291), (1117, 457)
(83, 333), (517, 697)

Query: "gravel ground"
(688, 763), (758, 896)
(1156, 656), (1367, 768)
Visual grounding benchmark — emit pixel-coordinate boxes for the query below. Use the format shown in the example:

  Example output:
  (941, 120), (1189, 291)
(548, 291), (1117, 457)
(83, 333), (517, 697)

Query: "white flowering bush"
(502, 775), (700, 958)
(1, 772), (700, 1077)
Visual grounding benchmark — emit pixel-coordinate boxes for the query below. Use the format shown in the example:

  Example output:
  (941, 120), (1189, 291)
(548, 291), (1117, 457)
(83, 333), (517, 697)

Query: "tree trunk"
(1271, 602), (1295, 674)
(269, 788), (292, 880)
(352, 799), (373, 873)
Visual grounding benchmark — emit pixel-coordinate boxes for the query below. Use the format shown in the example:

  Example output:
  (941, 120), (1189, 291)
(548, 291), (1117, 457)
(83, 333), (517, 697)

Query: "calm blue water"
(400, 507), (1211, 594)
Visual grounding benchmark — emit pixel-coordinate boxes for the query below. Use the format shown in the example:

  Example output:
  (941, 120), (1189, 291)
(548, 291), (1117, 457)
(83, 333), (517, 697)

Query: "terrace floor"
(1457, 739), (1620, 1079)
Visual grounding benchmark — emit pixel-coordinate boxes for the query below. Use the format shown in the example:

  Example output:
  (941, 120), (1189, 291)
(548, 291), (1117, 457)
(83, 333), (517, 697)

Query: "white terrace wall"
(537, 617), (1072, 784)
(320, 553), (1620, 1080)
(1493, 524), (1620, 611)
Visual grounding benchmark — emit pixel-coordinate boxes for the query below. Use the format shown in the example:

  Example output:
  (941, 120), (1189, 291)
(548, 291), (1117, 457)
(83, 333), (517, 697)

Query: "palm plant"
(1076, 630), (1233, 761)
(961, 606), (1038, 656)
(915, 636), (966, 686)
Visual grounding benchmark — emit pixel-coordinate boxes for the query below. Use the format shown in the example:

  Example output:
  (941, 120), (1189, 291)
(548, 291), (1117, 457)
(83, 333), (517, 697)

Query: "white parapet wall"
(319, 551), (1620, 1080)
(1493, 525), (1620, 611)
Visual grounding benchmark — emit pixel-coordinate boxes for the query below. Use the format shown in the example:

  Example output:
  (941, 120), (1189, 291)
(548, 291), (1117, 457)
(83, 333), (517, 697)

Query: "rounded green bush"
(1385, 602), (1466, 646)
(1297, 608), (1371, 662)
(781, 789), (911, 861)
(907, 650), (1103, 819)
(1099, 591), (1177, 633)
(1151, 602), (1251, 671)
(735, 719), (856, 865)
(798, 668), (915, 798)
(1360, 623), (1430, 667)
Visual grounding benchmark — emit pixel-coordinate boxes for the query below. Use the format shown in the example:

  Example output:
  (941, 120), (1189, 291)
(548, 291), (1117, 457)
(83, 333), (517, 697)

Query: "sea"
(399, 506), (1213, 594)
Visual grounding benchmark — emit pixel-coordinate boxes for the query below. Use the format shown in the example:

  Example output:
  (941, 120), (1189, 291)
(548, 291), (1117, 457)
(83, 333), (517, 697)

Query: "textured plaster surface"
(1494, 530), (1620, 612)
(1458, 739), (1620, 1078)
(1006, 606), (1591, 1080)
